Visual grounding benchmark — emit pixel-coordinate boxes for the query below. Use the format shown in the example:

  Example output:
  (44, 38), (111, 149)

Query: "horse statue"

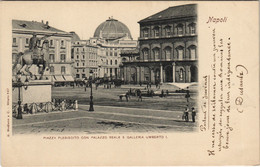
(12, 39), (50, 80)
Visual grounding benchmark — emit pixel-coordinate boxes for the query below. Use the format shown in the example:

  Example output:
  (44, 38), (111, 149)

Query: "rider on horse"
(29, 33), (49, 70)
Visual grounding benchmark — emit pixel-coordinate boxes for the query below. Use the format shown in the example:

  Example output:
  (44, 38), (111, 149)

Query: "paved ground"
(13, 84), (198, 135)
(13, 104), (198, 135)
(52, 84), (197, 111)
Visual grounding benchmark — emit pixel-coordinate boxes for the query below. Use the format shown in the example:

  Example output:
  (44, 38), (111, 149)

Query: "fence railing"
(12, 99), (78, 117)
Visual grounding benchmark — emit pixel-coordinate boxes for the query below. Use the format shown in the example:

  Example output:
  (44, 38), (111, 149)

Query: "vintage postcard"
(0, 1), (259, 166)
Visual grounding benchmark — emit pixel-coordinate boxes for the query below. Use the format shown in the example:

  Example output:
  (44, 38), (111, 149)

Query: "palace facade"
(121, 4), (198, 84)
(12, 20), (74, 85)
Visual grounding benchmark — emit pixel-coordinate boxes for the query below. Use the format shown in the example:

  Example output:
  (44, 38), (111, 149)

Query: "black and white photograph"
(11, 2), (198, 134)
(1, 1), (259, 166)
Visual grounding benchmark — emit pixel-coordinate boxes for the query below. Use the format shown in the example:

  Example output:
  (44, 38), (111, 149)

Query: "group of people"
(183, 106), (196, 122)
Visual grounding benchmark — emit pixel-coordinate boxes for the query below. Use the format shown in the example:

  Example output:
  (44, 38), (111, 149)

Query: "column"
(186, 65), (191, 83)
(160, 63), (163, 83)
(172, 62), (176, 83)
(137, 66), (140, 83)
(160, 43), (163, 60)
(149, 44), (152, 61)
(151, 68), (155, 84)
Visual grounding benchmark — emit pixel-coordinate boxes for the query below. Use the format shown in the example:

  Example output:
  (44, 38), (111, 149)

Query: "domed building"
(94, 17), (132, 40)
(89, 17), (137, 79)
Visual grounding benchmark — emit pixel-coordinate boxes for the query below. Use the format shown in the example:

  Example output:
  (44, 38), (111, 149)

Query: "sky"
(3, 1), (193, 40)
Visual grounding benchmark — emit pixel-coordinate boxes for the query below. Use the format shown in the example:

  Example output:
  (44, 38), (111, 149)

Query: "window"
(76, 74), (80, 78)
(106, 60), (108, 65)
(165, 26), (171, 36)
(176, 46), (184, 60)
(61, 40), (65, 47)
(143, 48), (149, 60)
(122, 57), (127, 62)
(82, 55), (85, 59)
(83, 63), (85, 66)
(77, 62), (79, 66)
(115, 60), (118, 65)
(61, 66), (66, 74)
(180, 68), (184, 81)
(50, 66), (54, 74)
(176, 24), (184, 35)
(49, 54), (55, 62)
(106, 51), (108, 56)
(189, 23), (196, 34)
(110, 52), (112, 56)
(153, 48), (160, 60)
(154, 27), (159, 37)
(110, 60), (112, 65)
(60, 54), (66, 62)
(13, 38), (16, 44)
(189, 45), (196, 60)
(50, 40), (53, 46)
(76, 55), (79, 59)
(83, 48), (85, 52)
(77, 48), (79, 52)
(83, 69), (85, 72)
(165, 47), (171, 60)
(77, 69), (79, 72)
(143, 29), (148, 37)
(82, 74), (85, 79)
(114, 52), (117, 56)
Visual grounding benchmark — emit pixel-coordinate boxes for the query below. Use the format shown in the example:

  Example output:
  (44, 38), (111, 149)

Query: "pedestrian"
(149, 82), (151, 88)
(166, 90), (169, 96)
(125, 93), (129, 102)
(185, 106), (189, 122)
(161, 89), (164, 97)
(191, 107), (196, 122)
(185, 87), (190, 103)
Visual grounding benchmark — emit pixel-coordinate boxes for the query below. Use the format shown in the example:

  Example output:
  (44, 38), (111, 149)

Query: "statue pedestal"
(12, 80), (52, 104)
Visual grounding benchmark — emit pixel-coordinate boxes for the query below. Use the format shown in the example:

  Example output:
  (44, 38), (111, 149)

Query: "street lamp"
(16, 72), (29, 119)
(89, 70), (94, 111)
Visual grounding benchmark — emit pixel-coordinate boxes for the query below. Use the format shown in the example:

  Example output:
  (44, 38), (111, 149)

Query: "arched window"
(122, 57), (127, 62)
(142, 48), (149, 60)
(153, 47), (160, 60)
(176, 24), (184, 35)
(176, 46), (184, 60)
(188, 23), (196, 34)
(164, 46), (171, 60)
(106, 60), (108, 65)
(110, 60), (112, 65)
(188, 45), (197, 60)
(115, 60), (118, 65)
(180, 68), (184, 81)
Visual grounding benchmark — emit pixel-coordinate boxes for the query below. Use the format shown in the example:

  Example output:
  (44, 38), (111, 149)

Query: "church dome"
(94, 17), (132, 40)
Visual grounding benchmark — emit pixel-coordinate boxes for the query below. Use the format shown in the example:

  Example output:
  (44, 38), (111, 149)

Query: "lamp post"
(16, 72), (29, 119)
(89, 70), (94, 111)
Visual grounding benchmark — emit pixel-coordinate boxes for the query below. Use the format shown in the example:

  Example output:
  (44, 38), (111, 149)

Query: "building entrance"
(165, 66), (173, 82)
(190, 65), (198, 82)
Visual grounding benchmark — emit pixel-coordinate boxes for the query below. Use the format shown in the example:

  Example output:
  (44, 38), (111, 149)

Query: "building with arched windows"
(121, 4), (198, 84)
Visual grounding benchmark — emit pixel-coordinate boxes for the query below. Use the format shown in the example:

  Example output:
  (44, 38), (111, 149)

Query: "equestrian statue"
(12, 33), (55, 80)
